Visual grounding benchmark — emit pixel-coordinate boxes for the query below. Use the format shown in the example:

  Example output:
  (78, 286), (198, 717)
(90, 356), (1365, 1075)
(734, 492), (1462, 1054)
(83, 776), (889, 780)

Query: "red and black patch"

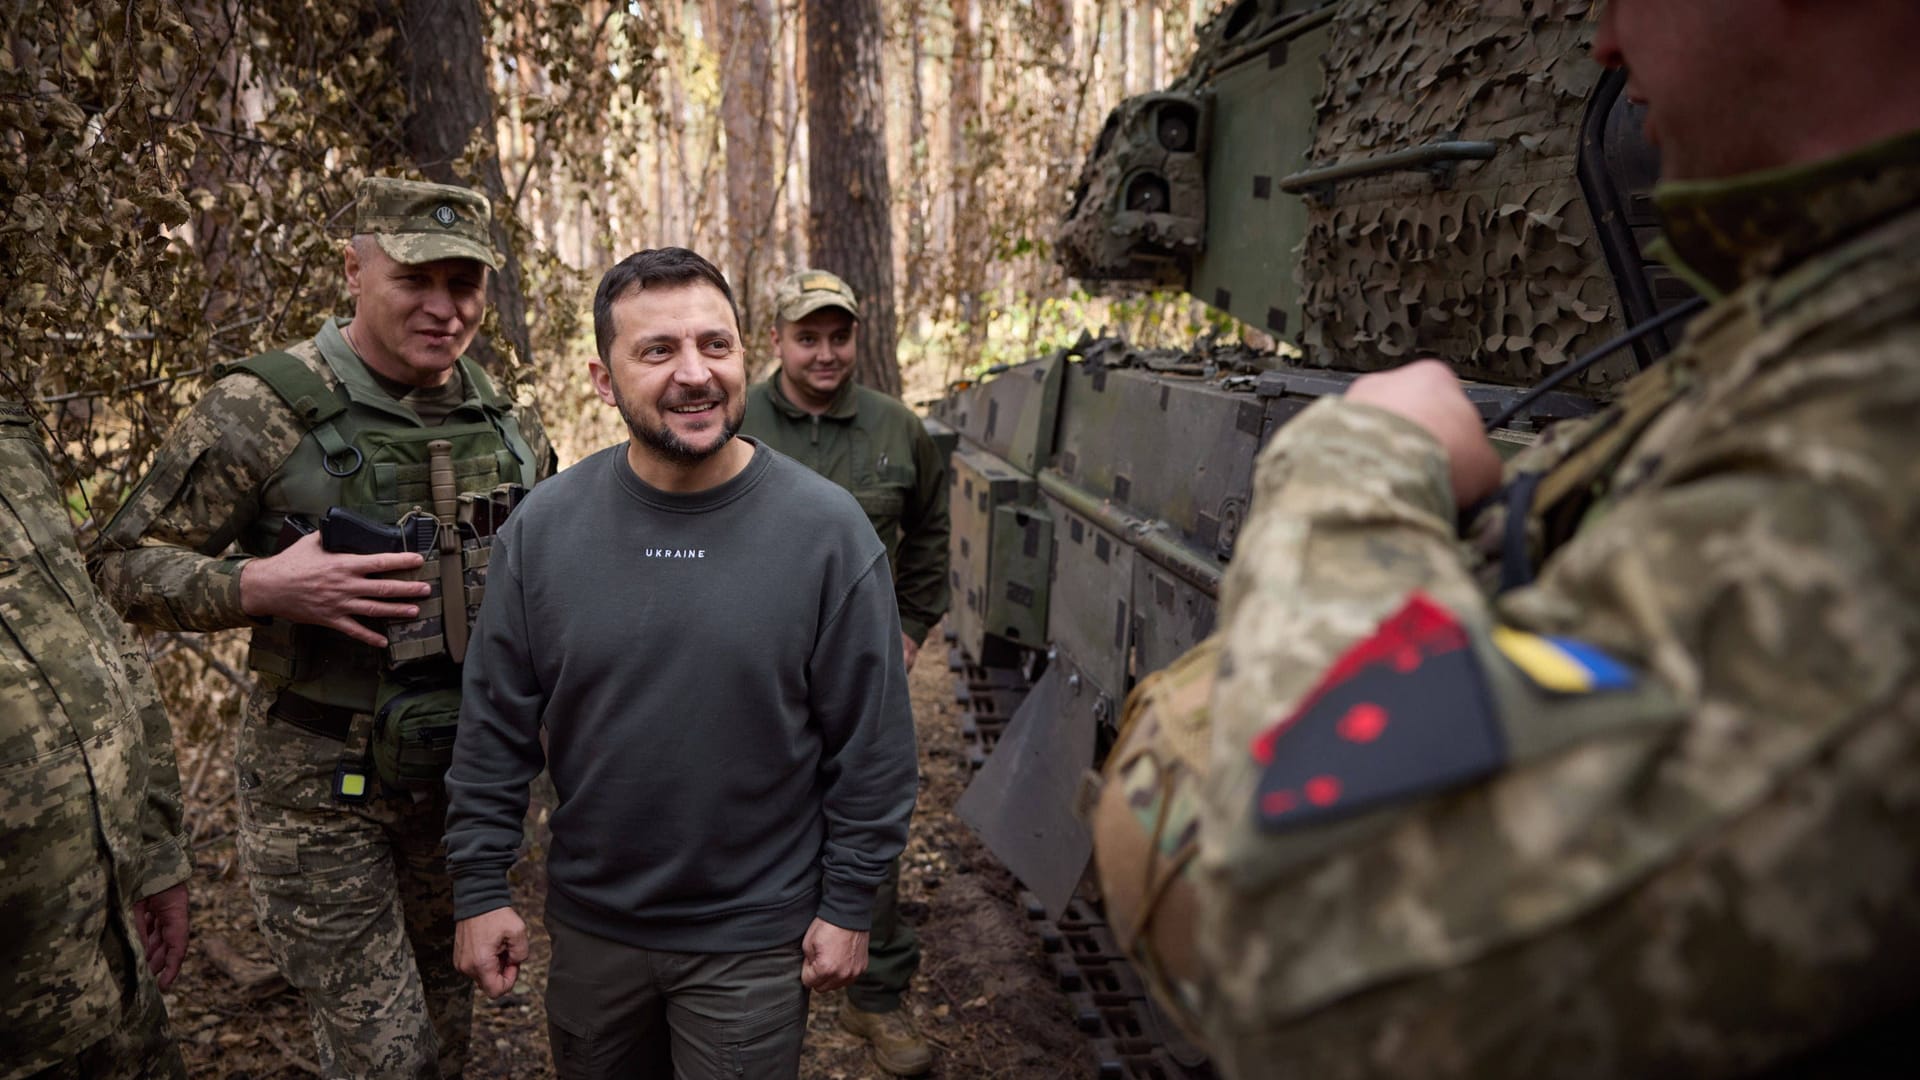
(1250, 592), (1506, 832)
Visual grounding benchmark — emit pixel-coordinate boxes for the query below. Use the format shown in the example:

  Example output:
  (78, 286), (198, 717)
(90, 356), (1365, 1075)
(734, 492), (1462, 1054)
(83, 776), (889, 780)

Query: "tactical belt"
(267, 692), (359, 742)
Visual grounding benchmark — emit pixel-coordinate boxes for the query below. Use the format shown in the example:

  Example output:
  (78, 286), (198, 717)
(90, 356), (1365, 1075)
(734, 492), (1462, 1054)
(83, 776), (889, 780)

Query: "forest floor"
(161, 623), (1094, 1079)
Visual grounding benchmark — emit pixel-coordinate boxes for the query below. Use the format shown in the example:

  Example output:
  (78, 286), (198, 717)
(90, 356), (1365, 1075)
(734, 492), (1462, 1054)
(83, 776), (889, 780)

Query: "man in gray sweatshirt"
(444, 247), (918, 1079)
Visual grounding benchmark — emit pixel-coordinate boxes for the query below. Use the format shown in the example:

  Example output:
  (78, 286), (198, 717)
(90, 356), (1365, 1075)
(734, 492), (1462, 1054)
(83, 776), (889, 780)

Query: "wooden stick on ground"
(197, 933), (289, 1000)
(262, 1025), (321, 1077)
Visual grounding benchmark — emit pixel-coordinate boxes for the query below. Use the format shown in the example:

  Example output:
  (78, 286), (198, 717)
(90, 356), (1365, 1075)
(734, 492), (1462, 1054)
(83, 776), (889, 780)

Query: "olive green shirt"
(741, 376), (950, 645)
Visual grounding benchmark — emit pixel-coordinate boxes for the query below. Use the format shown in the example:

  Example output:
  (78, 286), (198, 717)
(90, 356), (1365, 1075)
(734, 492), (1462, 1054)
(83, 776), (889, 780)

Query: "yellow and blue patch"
(1246, 600), (1644, 834)
(1491, 627), (1635, 694)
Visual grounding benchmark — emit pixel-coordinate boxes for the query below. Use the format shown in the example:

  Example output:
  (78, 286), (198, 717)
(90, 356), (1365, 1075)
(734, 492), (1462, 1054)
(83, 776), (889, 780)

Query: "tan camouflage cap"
(354, 176), (501, 270)
(774, 269), (861, 323)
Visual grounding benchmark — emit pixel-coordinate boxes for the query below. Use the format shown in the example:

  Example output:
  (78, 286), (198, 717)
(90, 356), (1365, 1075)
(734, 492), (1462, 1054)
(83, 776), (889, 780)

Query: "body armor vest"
(217, 337), (536, 712)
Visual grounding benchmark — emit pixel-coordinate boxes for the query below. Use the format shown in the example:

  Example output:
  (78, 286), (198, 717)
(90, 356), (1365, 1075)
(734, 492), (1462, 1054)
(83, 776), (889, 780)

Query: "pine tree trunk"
(783, 3), (806, 273)
(1039, 0), (1077, 184)
(1104, 0), (1126, 106)
(804, 0), (901, 398)
(949, 0), (985, 356)
(396, 0), (533, 373)
(903, 0), (929, 307)
(710, 0), (778, 340)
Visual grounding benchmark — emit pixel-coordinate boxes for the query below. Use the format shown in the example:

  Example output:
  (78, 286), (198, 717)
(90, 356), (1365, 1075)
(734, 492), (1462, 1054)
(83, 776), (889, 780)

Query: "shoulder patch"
(1490, 626), (1635, 694)
(1249, 592), (1506, 832)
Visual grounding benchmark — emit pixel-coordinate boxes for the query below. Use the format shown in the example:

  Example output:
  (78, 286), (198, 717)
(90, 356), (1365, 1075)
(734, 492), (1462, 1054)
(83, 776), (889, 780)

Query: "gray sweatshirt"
(444, 439), (917, 950)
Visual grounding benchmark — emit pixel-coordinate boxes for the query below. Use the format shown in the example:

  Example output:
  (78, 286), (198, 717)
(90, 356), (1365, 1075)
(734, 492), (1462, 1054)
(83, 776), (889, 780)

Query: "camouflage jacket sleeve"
(516, 398), (561, 482)
(1196, 325), (1920, 1079)
(895, 416), (951, 645)
(118, 620), (189, 897)
(90, 374), (304, 631)
(2, 408), (189, 1066)
(1201, 397), (1502, 886)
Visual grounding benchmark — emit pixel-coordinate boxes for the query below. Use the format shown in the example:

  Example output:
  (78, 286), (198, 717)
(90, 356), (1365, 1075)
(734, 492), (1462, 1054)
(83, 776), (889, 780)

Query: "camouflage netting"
(1299, 0), (1636, 391)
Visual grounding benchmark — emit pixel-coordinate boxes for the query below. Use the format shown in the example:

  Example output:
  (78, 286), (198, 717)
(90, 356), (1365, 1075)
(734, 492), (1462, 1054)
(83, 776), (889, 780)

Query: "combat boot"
(840, 1002), (934, 1076)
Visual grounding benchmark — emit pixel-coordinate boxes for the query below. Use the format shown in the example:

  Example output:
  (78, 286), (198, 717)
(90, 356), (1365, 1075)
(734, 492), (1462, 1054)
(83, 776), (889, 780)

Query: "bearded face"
(591, 281), (749, 471)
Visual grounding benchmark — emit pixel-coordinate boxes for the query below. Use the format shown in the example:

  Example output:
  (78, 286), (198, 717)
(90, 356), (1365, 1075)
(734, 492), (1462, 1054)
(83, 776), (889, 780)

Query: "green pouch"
(373, 664), (463, 790)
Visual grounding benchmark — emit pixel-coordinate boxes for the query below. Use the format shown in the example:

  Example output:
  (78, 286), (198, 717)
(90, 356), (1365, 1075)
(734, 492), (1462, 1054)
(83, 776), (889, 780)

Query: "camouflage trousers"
(846, 858), (922, 1013)
(234, 698), (471, 1080)
(22, 961), (186, 1080)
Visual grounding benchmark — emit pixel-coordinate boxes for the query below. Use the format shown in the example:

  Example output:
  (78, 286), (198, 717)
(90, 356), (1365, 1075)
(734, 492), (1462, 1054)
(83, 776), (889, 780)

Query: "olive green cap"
(353, 176), (501, 270)
(774, 269), (860, 323)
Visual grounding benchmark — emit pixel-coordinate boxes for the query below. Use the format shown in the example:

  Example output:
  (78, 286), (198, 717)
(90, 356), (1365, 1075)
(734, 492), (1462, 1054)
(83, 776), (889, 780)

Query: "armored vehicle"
(927, 1), (1696, 1073)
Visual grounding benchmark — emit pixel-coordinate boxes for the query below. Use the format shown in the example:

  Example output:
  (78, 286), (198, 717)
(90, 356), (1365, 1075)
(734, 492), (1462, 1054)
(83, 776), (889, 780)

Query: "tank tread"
(1020, 891), (1214, 1080)
(952, 664), (1030, 769)
(952, 649), (1211, 1077)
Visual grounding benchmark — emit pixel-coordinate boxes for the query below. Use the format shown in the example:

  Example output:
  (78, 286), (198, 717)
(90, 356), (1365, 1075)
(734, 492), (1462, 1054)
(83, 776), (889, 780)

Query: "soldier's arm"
(892, 417), (951, 646)
(90, 374), (302, 631)
(513, 398), (562, 482)
(117, 621), (190, 897)
(1193, 362), (1920, 1074)
(1197, 394), (1510, 868)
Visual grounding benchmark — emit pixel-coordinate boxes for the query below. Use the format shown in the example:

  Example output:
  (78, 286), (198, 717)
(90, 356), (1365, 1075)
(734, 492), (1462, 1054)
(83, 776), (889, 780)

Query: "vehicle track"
(950, 644), (1214, 1080)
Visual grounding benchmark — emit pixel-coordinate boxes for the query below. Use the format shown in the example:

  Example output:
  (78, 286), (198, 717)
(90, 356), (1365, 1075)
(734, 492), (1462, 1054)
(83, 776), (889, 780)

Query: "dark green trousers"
(847, 859), (921, 1012)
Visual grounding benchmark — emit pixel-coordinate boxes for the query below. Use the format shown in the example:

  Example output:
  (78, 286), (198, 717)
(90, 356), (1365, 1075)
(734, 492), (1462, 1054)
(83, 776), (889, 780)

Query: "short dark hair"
(593, 247), (742, 361)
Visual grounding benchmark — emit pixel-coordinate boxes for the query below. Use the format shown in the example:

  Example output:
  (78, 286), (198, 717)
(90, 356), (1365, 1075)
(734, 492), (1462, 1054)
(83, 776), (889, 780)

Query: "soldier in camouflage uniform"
(91, 178), (556, 1080)
(1096, 1), (1920, 1077)
(2, 401), (191, 1080)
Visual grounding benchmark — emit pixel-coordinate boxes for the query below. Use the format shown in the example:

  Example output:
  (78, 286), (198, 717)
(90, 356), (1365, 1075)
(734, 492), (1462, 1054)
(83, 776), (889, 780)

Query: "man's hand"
(454, 906), (529, 999)
(239, 531), (431, 648)
(1347, 359), (1504, 508)
(133, 883), (190, 990)
(801, 917), (869, 992)
(901, 632), (919, 671)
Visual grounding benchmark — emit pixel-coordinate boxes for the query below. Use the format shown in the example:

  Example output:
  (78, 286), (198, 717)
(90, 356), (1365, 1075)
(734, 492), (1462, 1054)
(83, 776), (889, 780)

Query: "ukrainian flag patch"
(1491, 627), (1635, 694)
